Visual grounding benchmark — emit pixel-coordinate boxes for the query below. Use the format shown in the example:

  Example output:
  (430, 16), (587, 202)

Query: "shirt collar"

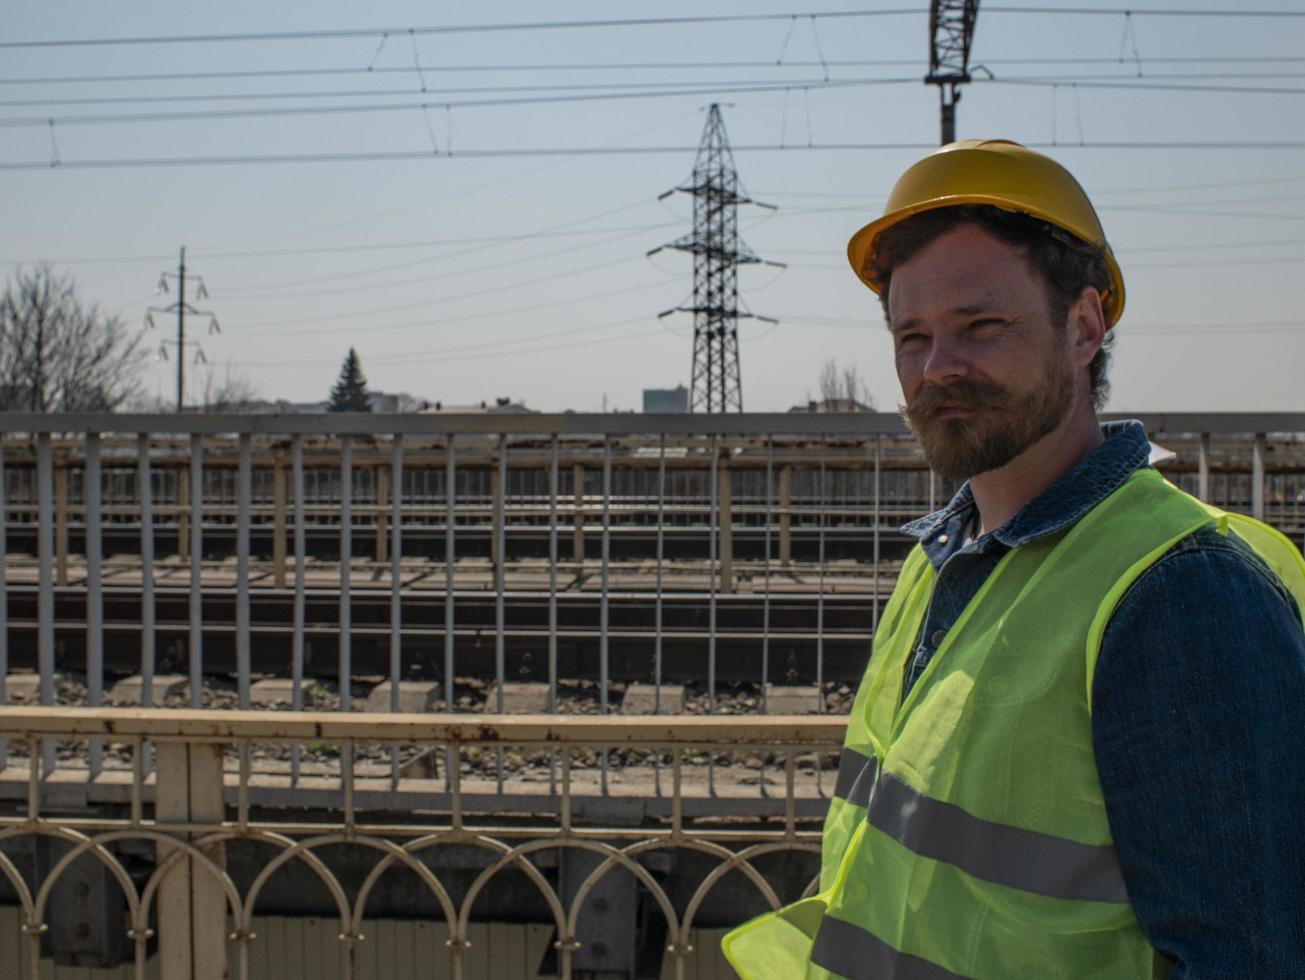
(902, 419), (1154, 567)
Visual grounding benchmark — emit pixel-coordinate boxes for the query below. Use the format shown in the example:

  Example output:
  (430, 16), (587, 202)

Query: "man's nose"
(921, 334), (969, 387)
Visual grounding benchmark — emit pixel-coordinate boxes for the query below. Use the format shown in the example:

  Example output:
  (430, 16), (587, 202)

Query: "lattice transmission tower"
(650, 104), (778, 413)
(927, 0), (981, 144)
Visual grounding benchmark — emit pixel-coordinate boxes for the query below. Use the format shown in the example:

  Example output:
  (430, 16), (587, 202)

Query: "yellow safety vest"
(723, 469), (1305, 979)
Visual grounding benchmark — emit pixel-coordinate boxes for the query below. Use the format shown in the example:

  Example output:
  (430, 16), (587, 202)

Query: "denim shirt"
(900, 420), (1305, 977)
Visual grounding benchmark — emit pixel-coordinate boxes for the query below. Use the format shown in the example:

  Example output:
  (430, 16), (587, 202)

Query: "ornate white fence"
(0, 708), (843, 980)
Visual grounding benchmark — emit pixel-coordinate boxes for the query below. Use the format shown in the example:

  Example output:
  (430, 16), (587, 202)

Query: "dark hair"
(868, 204), (1115, 410)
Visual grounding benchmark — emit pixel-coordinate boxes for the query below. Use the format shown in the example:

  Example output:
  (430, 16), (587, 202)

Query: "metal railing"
(2, 412), (1303, 732)
(0, 707), (843, 980)
(2, 411), (1304, 974)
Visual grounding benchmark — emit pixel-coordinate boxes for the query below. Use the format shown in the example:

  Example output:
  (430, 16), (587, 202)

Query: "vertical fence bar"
(37, 434), (54, 772)
(494, 434), (507, 792)
(872, 435), (882, 634)
(1198, 433), (1211, 503)
(718, 462), (734, 594)
(86, 433), (104, 776)
(548, 437), (559, 712)
(707, 435), (718, 794)
(272, 449), (288, 588)
(817, 446), (826, 714)
(137, 435), (156, 707)
(189, 434), (204, 708)
(762, 437), (772, 713)
(390, 435), (403, 786)
(572, 463), (585, 564)
(600, 436), (612, 793)
(291, 435), (306, 781)
(1252, 432), (1266, 522)
(708, 436), (718, 709)
(600, 436), (612, 710)
(779, 466), (792, 566)
(0, 441), (8, 767)
(494, 434), (507, 712)
(655, 434), (666, 710)
(137, 435), (155, 774)
(548, 435), (559, 797)
(654, 434), (666, 795)
(54, 458), (68, 587)
(339, 435), (352, 712)
(444, 438), (456, 785)
(236, 433), (252, 710)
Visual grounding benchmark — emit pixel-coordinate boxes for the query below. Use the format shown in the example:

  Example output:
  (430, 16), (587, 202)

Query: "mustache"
(901, 379), (1009, 420)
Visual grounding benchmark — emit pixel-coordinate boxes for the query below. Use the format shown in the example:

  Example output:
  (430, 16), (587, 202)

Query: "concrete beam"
(483, 682), (551, 714)
(619, 684), (686, 715)
(250, 677), (318, 708)
(109, 674), (187, 706)
(764, 684), (822, 715)
(365, 680), (442, 714)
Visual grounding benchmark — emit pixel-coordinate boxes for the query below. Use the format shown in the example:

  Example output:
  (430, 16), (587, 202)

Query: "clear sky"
(2, 1), (1302, 413)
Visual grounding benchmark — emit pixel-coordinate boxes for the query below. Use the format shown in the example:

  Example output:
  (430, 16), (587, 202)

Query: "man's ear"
(1067, 286), (1106, 369)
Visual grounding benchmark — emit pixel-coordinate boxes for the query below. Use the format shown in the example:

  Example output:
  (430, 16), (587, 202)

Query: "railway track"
(2, 556), (897, 684)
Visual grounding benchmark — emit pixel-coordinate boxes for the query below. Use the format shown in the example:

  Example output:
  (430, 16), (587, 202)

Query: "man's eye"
(897, 332), (927, 347)
(969, 318), (1002, 331)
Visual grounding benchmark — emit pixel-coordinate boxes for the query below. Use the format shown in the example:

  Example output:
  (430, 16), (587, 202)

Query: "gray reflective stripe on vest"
(810, 914), (969, 980)
(867, 772), (1130, 904)
(833, 747), (878, 808)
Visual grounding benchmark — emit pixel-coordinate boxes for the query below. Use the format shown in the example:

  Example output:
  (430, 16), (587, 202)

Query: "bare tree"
(816, 358), (876, 410)
(0, 265), (147, 412)
(200, 360), (260, 411)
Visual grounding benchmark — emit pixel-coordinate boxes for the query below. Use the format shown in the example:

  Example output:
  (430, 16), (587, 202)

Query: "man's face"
(887, 222), (1076, 481)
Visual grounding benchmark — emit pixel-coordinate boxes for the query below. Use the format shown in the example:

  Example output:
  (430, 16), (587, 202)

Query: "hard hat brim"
(846, 194), (1126, 328)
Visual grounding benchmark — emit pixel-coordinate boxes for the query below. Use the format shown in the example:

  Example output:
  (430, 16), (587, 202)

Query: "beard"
(900, 356), (1074, 482)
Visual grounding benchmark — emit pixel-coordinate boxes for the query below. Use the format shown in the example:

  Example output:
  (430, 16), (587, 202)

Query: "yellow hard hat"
(846, 139), (1126, 327)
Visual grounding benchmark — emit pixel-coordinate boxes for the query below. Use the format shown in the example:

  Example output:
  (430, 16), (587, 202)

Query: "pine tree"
(327, 348), (372, 412)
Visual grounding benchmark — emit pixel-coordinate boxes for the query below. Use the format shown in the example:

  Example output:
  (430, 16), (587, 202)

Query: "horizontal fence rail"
(0, 708), (843, 980)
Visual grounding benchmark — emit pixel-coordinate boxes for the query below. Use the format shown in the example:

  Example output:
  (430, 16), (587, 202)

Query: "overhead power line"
(5, 142), (1304, 172)
(0, 11), (922, 49)
(0, 77), (908, 128)
(0, 224), (667, 266)
(231, 319), (670, 371)
(982, 5), (1305, 15)
(985, 79), (1305, 96)
(229, 277), (673, 335)
(5, 56), (1302, 87)
(218, 225), (669, 301)
(0, 77), (916, 110)
(4, 71), (1302, 111)
(5, 8), (1302, 50)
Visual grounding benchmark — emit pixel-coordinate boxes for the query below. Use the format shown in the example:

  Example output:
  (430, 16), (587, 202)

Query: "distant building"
(788, 397), (876, 414)
(422, 396), (536, 415)
(643, 385), (689, 413)
(230, 399), (327, 414)
(221, 394), (536, 415)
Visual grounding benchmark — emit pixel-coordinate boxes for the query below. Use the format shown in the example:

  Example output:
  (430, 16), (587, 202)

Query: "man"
(723, 140), (1305, 977)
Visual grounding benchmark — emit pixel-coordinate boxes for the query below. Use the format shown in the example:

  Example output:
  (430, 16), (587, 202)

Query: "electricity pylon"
(927, 0), (981, 144)
(145, 246), (220, 412)
(649, 104), (781, 413)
